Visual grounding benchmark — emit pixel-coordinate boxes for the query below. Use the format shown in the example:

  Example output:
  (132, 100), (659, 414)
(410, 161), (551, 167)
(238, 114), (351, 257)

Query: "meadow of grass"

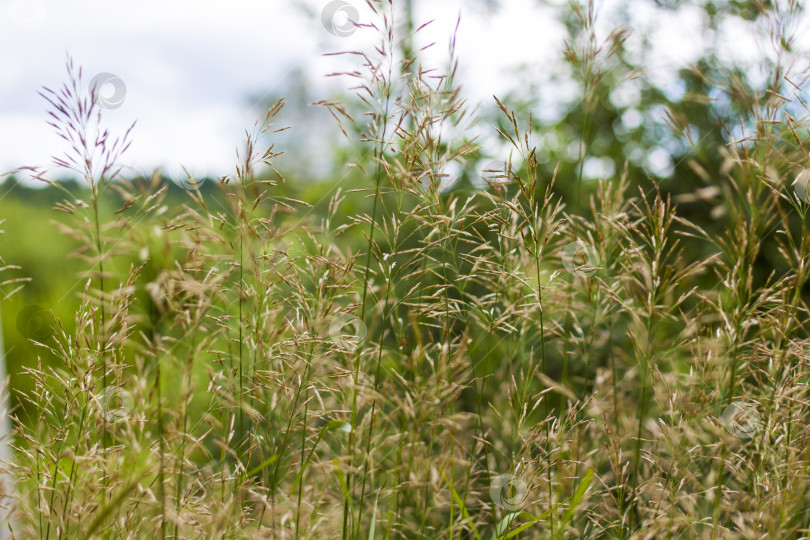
(2, 0), (810, 538)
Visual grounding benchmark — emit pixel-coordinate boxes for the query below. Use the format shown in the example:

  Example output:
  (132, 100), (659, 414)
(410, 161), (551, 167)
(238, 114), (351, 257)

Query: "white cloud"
(3, 0), (810, 183)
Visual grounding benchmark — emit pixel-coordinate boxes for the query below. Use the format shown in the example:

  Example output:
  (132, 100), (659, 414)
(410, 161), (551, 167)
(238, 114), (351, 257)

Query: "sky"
(0, 0), (801, 185)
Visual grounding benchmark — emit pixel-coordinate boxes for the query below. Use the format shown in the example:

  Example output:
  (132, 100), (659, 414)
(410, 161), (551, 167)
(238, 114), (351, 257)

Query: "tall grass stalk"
(5, 2), (810, 538)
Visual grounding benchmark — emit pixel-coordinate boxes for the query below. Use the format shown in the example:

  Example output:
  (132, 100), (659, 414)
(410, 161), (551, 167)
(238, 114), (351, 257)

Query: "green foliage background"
(3, 1), (810, 537)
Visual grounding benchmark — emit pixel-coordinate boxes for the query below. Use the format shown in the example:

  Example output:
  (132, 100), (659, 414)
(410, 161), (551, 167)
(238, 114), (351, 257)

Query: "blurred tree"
(481, 0), (803, 278)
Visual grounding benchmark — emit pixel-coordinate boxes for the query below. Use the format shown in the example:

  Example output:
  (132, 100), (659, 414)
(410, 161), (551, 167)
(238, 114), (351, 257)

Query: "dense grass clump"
(3, 1), (810, 538)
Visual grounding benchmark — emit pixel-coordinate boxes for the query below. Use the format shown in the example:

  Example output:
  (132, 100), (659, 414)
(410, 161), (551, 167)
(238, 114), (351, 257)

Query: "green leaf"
(85, 474), (145, 536)
(289, 421), (351, 496)
(245, 454), (279, 478)
(492, 512), (520, 538)
(368, 491), (379, 540)
(332, 458), (352, 513)
(558, 468), (594, 537)
(497, 512), (552, 539)
(442, 470), (482, 540)
(490, 508), (558, 540)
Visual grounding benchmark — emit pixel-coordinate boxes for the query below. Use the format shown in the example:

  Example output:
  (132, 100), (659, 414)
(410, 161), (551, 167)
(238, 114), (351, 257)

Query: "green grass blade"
(289, 421), (351, 496)
(85, 474), (145, 537)
(558, 468), (594, 537)
(245, 454), (279, 478)
(442, 470), (482, 540)
(367, 491), (379, 540)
